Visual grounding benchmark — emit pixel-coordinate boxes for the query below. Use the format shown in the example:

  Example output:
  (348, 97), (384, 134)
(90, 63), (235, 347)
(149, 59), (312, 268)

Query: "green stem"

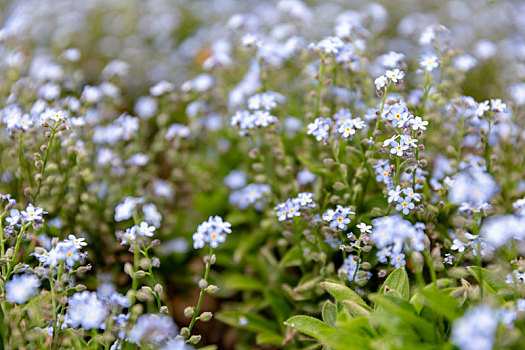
(484, 113), (493, 173)
(315, 55), (326, 117)
(422, 250), (437, 288)
(18, 133), (33, 189)
(352, 248), (362, 283)
(188, 247), (214, 334)
(6, 223), (30, 281)
(129, 240), (140, 307)
(418, 73), (431, 116)
(395, 157), (401, 186)
(0, 212), (6, 277)
(331, 141), (349, 188)
(32, 122), (60, 202)
(143, 245), (162, 310)
(374, 84), (389, 135)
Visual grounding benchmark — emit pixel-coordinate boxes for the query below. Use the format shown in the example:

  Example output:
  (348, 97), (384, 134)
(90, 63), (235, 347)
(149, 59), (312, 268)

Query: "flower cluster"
(229, 183), (271, 210)
(32, 234), (87, 268)
(322, 205), (355, 231)
(230, 92), (283, 135)
(274, 193), (315, 221)
(192, 216), (232, 249)
(370, 215), (425, 268)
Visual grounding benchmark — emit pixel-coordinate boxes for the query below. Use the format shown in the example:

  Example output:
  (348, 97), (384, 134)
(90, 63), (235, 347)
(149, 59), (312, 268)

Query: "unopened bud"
(154, 284), (163, 294)
(184, 307), (195, 318)
(136, 289), (153, 302)
(75, 284), (87, 292)
(205, 285), (219, 294)
(362, 245), (373, 252)
(139, 258), (151, 270)
(135, 270), (146, 278)
(124, 263), (134, 277)
(188, 335), (201, 345)
(198, 279), (208, 289)
(252, 163), (264, 172)
(249, 148), (260, 159)
(361, 262), (372, 270)
(323, 158), (334, 166)
(333, 182), (345, 191)
(199, 312), (213, 322)
(180, 327), (190, 338)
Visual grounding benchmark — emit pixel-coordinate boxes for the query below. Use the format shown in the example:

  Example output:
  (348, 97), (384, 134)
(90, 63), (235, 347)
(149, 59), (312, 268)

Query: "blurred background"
(1, 0), (524, 348)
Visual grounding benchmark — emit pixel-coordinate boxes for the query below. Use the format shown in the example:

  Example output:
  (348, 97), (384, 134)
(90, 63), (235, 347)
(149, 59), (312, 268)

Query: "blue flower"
(6, 274), (40, 304)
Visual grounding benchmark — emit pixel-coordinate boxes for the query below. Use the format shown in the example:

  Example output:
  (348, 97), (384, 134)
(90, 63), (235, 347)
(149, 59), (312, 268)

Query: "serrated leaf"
(379, 267), (410, 299)
(321, 281), (370, 310)
(322, 300), (337, 326)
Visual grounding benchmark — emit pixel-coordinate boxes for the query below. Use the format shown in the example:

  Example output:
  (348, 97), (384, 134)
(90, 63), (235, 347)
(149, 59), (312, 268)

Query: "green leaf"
(419, 288), (461, 321)
(256, 332), (284, 346)
(284, 315), (336, 340)
(233, 230), (266, 263)
(264, 289), (292, 324)
(285, 316), (373, 350)
(341, 300), (371, 317)
(280, 246), (303, 267)
(321, 281), (371, 310)
(321, 300), (337, 326)
(216, 310), (278, 334)
(379, 267), (410, 299)
(467, 266), (510, 294)
(222, 274), (265, 291)
(370, 294), (437, 342)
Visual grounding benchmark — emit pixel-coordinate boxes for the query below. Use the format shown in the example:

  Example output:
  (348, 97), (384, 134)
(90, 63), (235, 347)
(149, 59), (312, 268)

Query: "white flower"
(357, 223), (372, 233)
(410, 116), (428, 131)
(490, 99), (506, 113)
(374, 75), (387, 90)
(419, 54), (439, 72)
(136, 221), (155, 237)
(385, 69), (405, 83)
(40, 108), (67, 125)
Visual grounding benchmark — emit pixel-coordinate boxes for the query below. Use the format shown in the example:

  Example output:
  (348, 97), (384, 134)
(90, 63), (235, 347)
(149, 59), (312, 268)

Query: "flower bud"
(199, 312), (213, 322)
(198, 279), (208, 289)
(180, 327), (190, 339)
(75, 284), (87, 292)
(188, 335), (201, 345)
(184, 307), (195, 318)
(139, 258), (151, 270)
(252, 163), (264, 172)
(323, 158), (334, 166)
(124, 262), (134, 277)
(333, 182), (345, 191)
(205, 285), (219, 294)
